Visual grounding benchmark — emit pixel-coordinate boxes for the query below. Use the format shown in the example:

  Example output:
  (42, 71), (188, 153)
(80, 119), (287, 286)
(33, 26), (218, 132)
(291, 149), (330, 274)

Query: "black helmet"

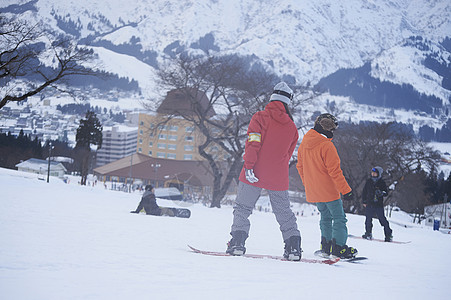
(145, 185), (154, 191)
(315, 113), (338, 131)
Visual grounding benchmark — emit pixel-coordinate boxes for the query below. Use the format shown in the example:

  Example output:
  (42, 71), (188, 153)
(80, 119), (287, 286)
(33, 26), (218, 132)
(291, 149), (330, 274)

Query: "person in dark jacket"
(362, 166), (393, 241)
(131, 185), (166, 216)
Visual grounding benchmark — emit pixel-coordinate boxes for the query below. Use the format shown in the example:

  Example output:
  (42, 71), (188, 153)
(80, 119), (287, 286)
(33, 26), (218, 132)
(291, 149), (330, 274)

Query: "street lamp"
(47, 142), (54, 183)
(128, 154), (133, 193)
(151, 163), (161, 187)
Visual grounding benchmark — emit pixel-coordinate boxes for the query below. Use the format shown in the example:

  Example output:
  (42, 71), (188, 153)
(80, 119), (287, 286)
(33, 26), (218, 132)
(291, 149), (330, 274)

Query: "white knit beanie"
(269, 82), (293, 105)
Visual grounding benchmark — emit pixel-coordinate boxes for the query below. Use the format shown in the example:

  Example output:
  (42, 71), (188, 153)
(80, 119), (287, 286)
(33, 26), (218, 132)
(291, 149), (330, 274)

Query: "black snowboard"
(133, 207), (191, 218)
(163, 207), (191, 218)
(313, 250), (368, 263)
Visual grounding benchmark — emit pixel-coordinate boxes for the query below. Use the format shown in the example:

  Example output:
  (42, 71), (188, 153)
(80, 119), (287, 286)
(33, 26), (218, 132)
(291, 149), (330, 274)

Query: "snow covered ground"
(0, 167), (450, 300)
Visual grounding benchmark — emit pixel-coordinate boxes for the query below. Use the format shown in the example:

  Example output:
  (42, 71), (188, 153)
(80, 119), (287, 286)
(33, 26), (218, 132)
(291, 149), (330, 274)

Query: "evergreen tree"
(444, 173), (451, 203)
(32, 136), (43, 158)
(425, 167), (440, 203)
(419, 125), (435, 142)
(76, 111), (103, 149)
(0, 131), (44, 169)
(75, 111), (102, 185)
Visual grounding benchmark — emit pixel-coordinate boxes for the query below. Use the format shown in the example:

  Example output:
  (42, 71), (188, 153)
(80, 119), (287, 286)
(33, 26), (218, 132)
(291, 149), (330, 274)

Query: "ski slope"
(0, 167), (449, 300)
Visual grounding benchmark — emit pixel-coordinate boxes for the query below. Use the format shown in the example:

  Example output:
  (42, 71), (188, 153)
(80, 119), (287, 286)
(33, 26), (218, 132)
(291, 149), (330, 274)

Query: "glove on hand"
(245, 168), (259, 183)
(342, 191), (354, 201)
(375, 189), (388, 198)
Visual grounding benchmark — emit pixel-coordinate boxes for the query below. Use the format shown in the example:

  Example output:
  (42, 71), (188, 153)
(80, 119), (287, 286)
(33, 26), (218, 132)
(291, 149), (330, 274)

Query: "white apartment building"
(96, 125), (138, 167)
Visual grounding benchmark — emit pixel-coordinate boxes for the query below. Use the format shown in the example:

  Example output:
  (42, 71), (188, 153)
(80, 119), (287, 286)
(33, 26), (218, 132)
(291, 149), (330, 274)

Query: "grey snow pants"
(230, 181), (300, 241)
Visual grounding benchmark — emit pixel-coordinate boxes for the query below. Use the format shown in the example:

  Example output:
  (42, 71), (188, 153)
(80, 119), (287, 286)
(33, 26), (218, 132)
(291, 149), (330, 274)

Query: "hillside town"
(0, 90), (231, 202)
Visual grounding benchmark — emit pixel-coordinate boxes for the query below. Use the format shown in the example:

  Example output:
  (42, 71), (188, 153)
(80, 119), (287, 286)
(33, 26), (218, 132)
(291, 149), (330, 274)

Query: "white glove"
(245, 169), (259, 183)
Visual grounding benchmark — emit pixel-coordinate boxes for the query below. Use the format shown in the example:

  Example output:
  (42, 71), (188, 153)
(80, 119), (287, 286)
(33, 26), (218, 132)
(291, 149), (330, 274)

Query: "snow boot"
(331, 239), (358, 259)
(318, 236), (332, 257)
(384, 228), (393, 242)
(385, 234), (393, 242)
(362, 232), (373, 240)
(283, 236), (302, 261)
(226, 231), (248, 255)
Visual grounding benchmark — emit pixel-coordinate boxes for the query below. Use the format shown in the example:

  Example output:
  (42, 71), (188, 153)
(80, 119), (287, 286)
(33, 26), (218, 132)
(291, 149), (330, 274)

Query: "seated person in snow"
(130, 185), (174, 216)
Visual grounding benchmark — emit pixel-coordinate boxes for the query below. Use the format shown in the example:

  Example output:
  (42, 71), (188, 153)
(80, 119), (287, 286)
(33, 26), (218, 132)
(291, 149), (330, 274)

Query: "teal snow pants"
(316, 199), (348, 246)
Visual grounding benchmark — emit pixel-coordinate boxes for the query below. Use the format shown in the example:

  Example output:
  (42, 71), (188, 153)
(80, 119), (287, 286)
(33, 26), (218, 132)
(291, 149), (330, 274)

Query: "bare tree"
(151, 54), (311, 207)
(333, 122), (441, 214)
(0, 16), (98, 109)
(391, 171), (430, 223)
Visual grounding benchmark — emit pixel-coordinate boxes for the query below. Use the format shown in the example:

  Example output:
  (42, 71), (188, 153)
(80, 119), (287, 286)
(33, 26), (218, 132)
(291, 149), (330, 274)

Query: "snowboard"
(313, 250), (368, 263)
(348, 234), (411, 244)
(188, 245), (340, 265)
(164, 207), (191, 218)
(135, 207), (191, 218)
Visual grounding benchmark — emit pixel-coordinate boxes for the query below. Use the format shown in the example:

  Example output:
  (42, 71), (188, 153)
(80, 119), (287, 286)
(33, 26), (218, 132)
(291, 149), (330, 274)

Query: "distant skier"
(362, 166), (393, 242)
(296, 113), (358, 259)
(130, 185), (174, 216)
(226, 82), (302, 261)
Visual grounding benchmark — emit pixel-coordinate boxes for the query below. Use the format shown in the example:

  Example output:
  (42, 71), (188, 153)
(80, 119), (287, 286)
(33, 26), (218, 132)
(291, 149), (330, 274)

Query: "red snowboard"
(188, 245), (340, 265)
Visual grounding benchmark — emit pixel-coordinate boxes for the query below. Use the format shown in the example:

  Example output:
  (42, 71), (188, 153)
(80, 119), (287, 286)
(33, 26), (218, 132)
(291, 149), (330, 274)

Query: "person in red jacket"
(296, 113), (357, 259)
(226, 82), (302, 261)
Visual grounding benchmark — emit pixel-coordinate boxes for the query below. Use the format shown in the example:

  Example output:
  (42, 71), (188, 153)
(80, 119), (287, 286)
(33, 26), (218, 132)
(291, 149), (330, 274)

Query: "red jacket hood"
(265, 101), (292, 125)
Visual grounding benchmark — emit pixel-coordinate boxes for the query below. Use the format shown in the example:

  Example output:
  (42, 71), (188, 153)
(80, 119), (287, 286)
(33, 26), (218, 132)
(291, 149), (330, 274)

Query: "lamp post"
(128, 154), (133, 193)
(151, 163), (161, 187)
(47, 142), (54, 183)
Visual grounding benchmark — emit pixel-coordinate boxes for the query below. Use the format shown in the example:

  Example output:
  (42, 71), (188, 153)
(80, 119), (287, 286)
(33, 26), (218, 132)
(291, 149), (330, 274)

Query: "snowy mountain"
(1, 0), (450, 131)
(1, 167), (450, 299)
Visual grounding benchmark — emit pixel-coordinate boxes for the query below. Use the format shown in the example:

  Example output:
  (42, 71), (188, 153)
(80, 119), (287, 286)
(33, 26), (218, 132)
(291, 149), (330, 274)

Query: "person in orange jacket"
(296, 113), (357, 259)
(226, 82), (302, 261)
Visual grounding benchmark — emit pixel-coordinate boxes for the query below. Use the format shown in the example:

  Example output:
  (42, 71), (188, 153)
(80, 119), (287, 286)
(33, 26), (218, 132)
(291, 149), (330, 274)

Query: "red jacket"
(239, 101), (299, 191)
(296, 129), (351, 203)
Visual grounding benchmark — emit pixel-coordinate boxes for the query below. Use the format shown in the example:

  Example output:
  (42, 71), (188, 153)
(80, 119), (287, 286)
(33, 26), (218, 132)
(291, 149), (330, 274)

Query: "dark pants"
(136, 203), (161, 216)
(365, 205), (392, 237)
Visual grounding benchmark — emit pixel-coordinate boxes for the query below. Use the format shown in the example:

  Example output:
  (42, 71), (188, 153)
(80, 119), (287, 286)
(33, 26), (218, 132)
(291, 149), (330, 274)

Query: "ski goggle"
(272, 89), (293, 100)
(372, 168), (377, 172)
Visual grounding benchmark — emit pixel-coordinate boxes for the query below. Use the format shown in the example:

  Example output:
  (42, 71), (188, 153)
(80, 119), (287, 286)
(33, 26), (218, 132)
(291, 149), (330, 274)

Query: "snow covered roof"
(93, 153), (212, 187)
(15, 158), (67, 172)
(103, 125), (138, 133)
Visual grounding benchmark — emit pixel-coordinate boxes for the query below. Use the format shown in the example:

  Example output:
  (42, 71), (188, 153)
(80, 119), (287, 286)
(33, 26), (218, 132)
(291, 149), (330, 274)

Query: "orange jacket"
(296, 129), (351, 203)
